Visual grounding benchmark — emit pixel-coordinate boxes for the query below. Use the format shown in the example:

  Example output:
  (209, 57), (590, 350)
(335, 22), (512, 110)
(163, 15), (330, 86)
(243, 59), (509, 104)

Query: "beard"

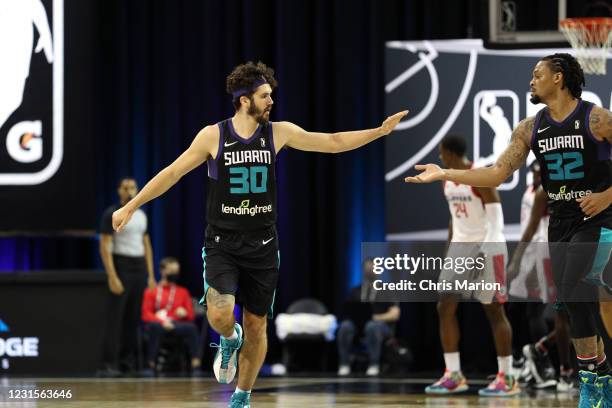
(248, 103), (271, 125)
(530, 93), (541, 104)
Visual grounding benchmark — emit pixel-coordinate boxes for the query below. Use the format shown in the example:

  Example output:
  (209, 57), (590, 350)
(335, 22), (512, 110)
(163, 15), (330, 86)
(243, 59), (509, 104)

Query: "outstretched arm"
(273, 111), (408, 153)
(112, 125), (218, 231)
(578, 106), (612, 217)
(589, 105), (612, 144)
(405, 116), (534, 187)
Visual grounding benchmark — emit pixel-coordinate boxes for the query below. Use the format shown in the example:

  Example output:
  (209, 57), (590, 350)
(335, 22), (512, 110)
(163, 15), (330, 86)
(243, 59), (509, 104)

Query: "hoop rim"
(560, 17), (612, 28)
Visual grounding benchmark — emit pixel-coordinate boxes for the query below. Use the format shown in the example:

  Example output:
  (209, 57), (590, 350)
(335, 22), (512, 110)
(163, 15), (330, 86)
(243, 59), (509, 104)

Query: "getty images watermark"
(371, 252), (493, 292)
(358, 242), (605, 303)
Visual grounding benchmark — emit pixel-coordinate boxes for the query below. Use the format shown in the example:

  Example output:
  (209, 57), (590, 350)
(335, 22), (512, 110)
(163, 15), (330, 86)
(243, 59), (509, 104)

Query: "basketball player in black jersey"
(406, 53), (612, 407)
(111, 61), (407, 408)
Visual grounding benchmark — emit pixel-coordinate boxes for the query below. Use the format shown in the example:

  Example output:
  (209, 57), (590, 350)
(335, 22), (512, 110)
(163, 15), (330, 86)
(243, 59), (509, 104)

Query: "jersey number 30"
(230, 166), (268, 194)
(543, 152), (584, 180)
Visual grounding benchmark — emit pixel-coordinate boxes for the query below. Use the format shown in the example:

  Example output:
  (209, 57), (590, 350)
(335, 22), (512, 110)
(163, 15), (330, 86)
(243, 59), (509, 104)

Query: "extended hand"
(577, 191), (611, 218)
(404, 164), (446, 184)
(379, 111), (409, 136)
(112, 206), (134, 232)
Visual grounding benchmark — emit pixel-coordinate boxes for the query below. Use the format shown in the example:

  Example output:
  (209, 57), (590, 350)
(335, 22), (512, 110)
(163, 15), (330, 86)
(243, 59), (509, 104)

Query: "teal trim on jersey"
(199, 247), (209, 305)
(585, 228), (612, 288)
(267, 250), (280, 319)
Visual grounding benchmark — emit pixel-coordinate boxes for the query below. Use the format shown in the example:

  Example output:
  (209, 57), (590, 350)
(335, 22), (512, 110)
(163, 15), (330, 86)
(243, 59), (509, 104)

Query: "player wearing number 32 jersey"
(406, 53), (612, 408)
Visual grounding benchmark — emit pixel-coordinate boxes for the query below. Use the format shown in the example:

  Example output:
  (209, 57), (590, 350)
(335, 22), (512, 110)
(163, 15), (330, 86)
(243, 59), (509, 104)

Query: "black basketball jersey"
(531, 99), (612, 218)
(206, 119), (277, 231)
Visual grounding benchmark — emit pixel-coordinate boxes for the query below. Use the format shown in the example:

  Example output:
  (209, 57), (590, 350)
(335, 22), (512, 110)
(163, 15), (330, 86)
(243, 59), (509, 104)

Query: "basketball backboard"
(486, 0), (612, 48)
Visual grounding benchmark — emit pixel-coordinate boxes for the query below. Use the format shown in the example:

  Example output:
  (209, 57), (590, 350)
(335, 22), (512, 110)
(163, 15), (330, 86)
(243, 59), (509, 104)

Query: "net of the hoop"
(560, 18), (612, 75)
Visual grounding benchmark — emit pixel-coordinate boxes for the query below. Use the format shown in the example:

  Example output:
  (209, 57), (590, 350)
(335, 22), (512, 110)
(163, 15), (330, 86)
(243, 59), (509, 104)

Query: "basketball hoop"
(560, 17), (612, 75)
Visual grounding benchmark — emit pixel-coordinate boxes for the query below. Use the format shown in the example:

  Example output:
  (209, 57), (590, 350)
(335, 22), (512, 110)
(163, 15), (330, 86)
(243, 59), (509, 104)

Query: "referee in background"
(97, 177), (156, 377)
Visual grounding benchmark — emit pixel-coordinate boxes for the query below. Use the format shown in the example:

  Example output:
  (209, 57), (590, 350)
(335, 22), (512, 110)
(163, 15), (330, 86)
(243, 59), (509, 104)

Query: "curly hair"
(541, 53), (585, 98)
(226, 61), (278, 110)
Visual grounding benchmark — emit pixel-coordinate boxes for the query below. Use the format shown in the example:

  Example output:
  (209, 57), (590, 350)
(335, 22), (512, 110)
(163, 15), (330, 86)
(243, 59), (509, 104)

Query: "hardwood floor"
(0, 377), (579, 407)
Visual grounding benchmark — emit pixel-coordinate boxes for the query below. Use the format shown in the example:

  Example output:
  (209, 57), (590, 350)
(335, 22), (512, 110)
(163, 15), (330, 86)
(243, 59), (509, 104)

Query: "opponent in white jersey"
(426, 135), (518, 397)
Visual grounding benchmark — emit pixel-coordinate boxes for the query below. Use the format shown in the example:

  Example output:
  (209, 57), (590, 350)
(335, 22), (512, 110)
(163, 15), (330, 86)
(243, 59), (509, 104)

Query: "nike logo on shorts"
(584, 216), (592, 221)
(537, 126), (551, 134)
(224, 141), (239, 147)
(262, 237), (274, 245)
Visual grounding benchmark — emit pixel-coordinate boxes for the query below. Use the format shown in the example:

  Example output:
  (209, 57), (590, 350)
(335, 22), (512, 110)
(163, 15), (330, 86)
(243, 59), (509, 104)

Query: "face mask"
(166, 274), (179, 283)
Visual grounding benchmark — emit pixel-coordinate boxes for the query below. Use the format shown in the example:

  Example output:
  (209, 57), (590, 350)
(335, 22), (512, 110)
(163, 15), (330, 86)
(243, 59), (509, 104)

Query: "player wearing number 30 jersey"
(110, 61), (408, 408)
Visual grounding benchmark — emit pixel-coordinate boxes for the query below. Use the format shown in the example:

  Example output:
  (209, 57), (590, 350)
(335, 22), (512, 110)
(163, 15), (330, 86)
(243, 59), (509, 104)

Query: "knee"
(244, 311), (267, 339)
(483, 304), (506, 322)
(436, 301), (456, 318)
(207, 307), (234, 330)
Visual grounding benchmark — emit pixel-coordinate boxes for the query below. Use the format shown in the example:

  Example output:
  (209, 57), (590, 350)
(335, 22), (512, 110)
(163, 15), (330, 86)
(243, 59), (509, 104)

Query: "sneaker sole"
(425, 384), (469, 394)
(478, 388), (521, 397)
(533, 379), (558, 389)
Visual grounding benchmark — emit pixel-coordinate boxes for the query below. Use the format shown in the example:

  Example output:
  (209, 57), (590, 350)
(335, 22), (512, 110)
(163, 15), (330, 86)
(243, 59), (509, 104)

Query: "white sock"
(444, 352), (461, 372)
(225, 328), (238, 340)
(235, 387), (251, 394)
(497, 355), (512, 375)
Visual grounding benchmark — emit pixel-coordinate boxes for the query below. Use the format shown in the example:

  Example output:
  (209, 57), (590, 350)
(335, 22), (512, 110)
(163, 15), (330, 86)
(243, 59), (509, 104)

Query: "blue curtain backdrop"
(0, 0), (482, 316)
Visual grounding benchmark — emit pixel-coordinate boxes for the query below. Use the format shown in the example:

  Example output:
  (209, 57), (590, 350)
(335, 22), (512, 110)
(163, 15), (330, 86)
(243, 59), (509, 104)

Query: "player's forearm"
(126, 167), (180, 210)
(604, 186), (612, 205)
(99, 243), (117, 278)
(144, 243), (154, 278)
(442, 166), (507, 188)
(330, 127), (383, 153)
(510, 242), (528, 266)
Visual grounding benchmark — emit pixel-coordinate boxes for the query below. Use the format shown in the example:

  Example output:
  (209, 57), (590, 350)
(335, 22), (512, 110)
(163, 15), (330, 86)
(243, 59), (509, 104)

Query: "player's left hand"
(577, 191), (611, 218)
(379, 111), (409, 135)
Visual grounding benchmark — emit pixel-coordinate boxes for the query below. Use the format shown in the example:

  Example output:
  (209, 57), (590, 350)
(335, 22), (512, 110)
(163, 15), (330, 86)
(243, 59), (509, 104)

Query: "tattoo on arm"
(206, 287), (235, 310)
(589, 108), (612, 143)
(590, 112), (602, 133)
(495, 117), (531, 176)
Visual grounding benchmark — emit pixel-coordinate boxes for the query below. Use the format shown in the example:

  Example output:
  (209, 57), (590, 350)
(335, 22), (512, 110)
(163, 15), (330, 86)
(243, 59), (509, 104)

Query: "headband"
(231, 78), (268, 99)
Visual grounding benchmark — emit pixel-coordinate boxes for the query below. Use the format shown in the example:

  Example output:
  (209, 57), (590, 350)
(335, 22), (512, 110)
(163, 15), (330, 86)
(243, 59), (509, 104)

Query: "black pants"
(101, 255), (147, 370)
(549, 213), (612, 339)
(145, 322), (199, 364)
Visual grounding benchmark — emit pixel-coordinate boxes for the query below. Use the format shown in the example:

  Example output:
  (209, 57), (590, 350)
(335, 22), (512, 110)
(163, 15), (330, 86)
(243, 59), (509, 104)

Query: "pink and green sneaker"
(425, 370), (469, 394)
(479, 372), (520, 397)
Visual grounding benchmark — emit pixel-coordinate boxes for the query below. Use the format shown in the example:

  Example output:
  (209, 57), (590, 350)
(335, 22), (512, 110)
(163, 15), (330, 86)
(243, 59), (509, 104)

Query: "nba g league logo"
(0, 0), (63, 185)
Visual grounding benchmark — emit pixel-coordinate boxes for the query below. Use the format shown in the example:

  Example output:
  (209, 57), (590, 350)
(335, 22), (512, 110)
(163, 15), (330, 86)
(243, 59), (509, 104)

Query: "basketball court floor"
(1, 376), (579, 407)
